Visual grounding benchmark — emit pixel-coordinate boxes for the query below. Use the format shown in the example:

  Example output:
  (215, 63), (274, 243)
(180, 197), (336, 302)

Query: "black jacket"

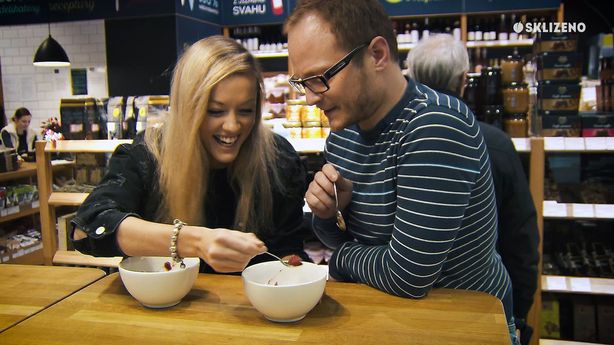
(71, 133), (311, 273)
(480, 122), (539, 320)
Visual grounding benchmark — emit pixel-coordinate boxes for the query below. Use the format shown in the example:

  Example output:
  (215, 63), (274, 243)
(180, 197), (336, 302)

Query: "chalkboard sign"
(71, 68), (88, 95)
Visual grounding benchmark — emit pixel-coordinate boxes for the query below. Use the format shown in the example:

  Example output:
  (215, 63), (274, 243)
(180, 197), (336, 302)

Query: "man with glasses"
(286, 1), (517, 343)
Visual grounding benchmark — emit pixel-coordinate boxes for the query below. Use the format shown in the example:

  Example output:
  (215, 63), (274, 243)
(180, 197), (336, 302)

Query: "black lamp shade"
(33, 35), (70, 67)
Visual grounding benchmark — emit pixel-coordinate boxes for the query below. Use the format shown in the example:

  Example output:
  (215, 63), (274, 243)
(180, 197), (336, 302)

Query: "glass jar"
(285, 99), (304, 123)
(502, 82), (529, 114)
(503, 113), (528, 137)
(501, 55), (524, 85)
(481, 105), (504, 129)
(462, 73), (480, 114)
(479, 66), (502, 106)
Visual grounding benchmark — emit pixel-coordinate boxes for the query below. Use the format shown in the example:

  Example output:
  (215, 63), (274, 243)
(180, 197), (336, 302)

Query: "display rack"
(35, 140), (130, 267)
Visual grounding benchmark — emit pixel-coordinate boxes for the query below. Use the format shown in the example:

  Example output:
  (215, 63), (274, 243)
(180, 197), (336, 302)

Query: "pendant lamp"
(33, 23), (70, 67)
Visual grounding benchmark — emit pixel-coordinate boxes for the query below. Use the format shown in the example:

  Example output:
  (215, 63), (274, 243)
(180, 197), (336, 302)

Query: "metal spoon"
(333, 183), (347, 231)
(262, 251), (291, 267)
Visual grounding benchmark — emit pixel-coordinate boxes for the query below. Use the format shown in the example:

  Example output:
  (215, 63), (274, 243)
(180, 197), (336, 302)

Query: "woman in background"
(1, 107), (38, 158)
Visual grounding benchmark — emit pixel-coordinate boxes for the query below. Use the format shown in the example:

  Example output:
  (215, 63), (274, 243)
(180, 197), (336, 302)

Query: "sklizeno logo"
(513, 21), (586, 34)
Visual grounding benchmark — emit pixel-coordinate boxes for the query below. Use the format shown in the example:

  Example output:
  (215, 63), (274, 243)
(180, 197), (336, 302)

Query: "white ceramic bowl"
(242, 261), (328, 322)
(118, 256), (199, 308)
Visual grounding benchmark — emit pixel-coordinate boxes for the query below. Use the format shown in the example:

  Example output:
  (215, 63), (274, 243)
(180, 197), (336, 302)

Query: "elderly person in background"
(406, 33), (539, 345)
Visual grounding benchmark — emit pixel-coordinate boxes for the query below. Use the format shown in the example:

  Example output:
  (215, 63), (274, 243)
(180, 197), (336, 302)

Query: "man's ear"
(369, 36), (391, 71)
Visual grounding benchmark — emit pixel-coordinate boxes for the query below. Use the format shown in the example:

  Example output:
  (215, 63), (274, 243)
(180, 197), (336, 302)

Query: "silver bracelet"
(170, 219), (186, 269)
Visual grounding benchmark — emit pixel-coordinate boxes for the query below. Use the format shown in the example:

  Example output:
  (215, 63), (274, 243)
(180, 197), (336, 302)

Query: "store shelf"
(544, 137), (614, 152)
(512, 137), (531, 152)
(466, 38), (534, 48)
(540, 339), (608, 345)
(288, 138), (326, 153)
(48, 192), (88, 206)
(0, 205), (40, 223)
(1, 243), (44, 265)
(543, 201), (614, 220)
(252, 50), (288, 58)
(542, 275), (614, 296)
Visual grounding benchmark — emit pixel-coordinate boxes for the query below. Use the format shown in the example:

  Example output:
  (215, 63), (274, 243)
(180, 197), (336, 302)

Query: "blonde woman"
(72, 36), (309, 273)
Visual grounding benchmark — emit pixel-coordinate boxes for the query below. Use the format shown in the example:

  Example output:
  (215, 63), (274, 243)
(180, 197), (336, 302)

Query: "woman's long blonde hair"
(145, 36), (281, 233)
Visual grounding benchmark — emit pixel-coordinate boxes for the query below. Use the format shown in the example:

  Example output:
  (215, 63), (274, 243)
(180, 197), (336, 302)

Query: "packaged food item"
(282, 121), (302, 139)
(501, 55), (524, 85)
(301, 105), (321, 125)
(537, 52), (582, 82)
(503, 113), (528, 137)
(302, 123), (322, 139)
(580, 113), (614, 137)
(285, 99), (304, 123)
(533, 32), (578, 54)
(462, 73), (480, 114)
(537, 81), (581, 114)
(502, 82), (529, 114)
(540, 114), (581, 137)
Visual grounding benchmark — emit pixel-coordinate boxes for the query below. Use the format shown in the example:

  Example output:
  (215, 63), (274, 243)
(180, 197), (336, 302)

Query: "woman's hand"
(305, 163), (353, 220)
(194, 227), (267, 273)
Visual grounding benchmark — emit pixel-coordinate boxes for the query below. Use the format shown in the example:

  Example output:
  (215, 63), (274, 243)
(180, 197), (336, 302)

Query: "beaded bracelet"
(170, 219), (186, 269)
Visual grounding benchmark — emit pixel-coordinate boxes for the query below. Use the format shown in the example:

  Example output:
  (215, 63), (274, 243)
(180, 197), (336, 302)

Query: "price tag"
(546, 276), (567, 291)
(543, 201), (567, 218)
(570, 278), (591, 292)
(545, 137), (565, 151)
(564, 137), (585, 151)
(31, 200), (40, 208)
(512, 138), (529, 152)
(595, 204), (614, 219)
(585, 137), (607, 151)
(571, 203), (594, 218)
(6, 206), (19, 215)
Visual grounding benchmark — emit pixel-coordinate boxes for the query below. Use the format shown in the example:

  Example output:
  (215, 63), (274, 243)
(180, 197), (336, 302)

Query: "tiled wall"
(0, 20), (108, 133)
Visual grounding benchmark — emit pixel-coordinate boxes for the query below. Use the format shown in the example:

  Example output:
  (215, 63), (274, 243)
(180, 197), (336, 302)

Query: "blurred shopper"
(1, 107), (38, 158)
(286, 1), (517, 343)
(406, 33), (539, 345)
(72, 36), (310, 273)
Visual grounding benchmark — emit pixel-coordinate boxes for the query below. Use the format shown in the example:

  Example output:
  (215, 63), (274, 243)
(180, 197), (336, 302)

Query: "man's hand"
(305, 163), (352, 220)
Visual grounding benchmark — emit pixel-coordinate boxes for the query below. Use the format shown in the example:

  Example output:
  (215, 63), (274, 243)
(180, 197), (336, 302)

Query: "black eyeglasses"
(289, 43), (368, 94)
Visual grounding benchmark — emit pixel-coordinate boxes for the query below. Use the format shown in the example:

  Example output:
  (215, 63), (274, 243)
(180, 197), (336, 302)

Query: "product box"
(573, 295), (597, 342)
(534, 32), (578, 54)
(541, 114), (581, 137)
(537, 81), (581, 115)
(597, 298), (614, 344)
(581, 112), (614, 137)
(537, 52), (583, 82)
(541, 297), (561, 339)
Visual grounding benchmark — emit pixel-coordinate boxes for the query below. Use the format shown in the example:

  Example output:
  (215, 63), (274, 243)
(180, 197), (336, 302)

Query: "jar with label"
(503, 113), (528, 137)
(502, 82), (529, 114)
(501, 55), (524, 85)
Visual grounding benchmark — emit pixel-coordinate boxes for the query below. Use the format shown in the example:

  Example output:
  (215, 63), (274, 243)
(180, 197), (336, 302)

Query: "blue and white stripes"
(314, 80), (512, 305)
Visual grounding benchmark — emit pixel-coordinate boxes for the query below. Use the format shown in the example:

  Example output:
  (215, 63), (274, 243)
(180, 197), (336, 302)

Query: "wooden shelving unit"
(35, 140), (131, 266)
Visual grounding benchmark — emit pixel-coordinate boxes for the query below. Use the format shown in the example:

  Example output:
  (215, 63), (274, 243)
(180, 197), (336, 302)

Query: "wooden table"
(0, 272), (510, 344)
(0, 264), (105, 332)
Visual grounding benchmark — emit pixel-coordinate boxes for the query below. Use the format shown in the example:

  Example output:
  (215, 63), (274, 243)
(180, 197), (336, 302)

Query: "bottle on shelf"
(498, 14), (509, 41)
(474, 19), (483, 41)
(422, 17), (430, 40)
(509, 14), (519, 41)
(453, 20), (461, 41)
(468, 18), (476, 41)
(410, 21), (420, 44)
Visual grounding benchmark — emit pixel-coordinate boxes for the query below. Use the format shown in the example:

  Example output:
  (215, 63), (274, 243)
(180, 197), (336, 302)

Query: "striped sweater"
(314, 79), (512, 313)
